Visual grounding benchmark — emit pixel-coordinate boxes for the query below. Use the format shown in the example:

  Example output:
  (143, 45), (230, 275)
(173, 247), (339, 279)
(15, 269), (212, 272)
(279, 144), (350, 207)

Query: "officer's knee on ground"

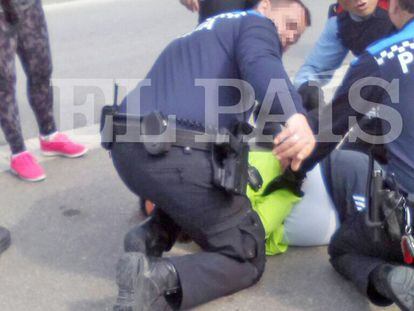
(123, 216), (173, 257)
(240, 211), (266, 283)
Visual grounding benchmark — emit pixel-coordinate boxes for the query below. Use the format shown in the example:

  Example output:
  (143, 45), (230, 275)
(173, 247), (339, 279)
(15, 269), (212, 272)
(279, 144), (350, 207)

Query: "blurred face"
(338, 0), (379, 17)
(259, 0), (308, 50)
(388, 0), (413, 29)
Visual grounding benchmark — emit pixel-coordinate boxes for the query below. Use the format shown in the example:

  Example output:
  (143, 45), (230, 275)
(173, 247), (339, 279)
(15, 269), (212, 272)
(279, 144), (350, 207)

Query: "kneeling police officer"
(290, 0), (414, 309)
(102, 0), (315, 310)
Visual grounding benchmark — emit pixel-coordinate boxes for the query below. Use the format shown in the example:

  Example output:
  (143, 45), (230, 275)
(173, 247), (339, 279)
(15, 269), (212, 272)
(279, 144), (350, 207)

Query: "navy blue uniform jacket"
(304, 19), (414, 193)
(121, 10), (305, 132)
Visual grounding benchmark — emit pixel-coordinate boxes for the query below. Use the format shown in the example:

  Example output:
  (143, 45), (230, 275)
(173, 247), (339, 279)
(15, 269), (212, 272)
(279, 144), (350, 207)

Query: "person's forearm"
(294, 17), (349, 89)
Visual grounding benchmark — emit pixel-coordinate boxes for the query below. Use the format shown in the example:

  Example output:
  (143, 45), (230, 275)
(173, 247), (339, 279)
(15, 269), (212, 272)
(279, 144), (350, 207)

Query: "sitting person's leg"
(284, 150), (373, 246)
(247, 151), (300, 255)
(248, 151), (339, 252)
(283, 163), (339, 246)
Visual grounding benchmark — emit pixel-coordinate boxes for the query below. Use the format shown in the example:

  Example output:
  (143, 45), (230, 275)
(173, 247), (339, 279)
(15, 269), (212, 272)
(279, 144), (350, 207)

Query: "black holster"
(100, 105), (118, 151)
(367, 172), (411, 242)
(211, 124), (251, 195)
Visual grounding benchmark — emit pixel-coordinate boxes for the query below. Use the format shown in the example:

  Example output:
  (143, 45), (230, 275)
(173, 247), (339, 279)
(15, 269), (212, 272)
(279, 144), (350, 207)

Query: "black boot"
(370, 264), (414, 311)
(124, 210), (179, 257)
(124, 216), (169, 256)
(113, 252), (181, 311)
(0, 226), (11, 255)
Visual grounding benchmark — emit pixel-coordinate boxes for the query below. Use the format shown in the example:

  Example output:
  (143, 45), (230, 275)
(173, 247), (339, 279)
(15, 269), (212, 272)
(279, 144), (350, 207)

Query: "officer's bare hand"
(180, 0), (200, 12)
(273, 113), (316, 171)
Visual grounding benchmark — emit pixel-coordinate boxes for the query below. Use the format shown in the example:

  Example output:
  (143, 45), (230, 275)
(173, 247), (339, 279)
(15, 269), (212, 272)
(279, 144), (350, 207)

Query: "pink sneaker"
(40, 133), (88, 158)
(10, 151), (46, 182)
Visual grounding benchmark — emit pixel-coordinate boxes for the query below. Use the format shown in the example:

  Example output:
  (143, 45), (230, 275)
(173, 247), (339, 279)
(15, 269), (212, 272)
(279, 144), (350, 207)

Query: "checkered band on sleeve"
(374, 40), (414, 66)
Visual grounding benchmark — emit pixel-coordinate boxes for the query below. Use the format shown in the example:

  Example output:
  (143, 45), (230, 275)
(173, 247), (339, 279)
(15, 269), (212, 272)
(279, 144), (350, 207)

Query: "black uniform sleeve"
(301, 53), (385, 172)
(235, 15), (306, 134)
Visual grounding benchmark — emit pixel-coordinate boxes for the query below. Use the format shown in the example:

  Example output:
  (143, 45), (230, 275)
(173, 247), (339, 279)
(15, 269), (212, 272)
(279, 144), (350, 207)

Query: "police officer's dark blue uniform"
(301, 16), (414, 310)
(304, 18), (414, 193)
(111, 9), (305, 311)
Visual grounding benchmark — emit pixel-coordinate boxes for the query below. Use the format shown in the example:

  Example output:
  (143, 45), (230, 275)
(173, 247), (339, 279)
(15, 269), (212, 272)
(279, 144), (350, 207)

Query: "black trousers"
(326, 151), (405, 306)
(328, 212), (405, 306)
(321, 150), (371, 223)
(111, 142), (266, 310)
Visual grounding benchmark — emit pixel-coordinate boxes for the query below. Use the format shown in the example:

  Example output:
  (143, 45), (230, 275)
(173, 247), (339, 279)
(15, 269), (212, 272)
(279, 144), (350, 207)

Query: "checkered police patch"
(374, 39), (414, 66)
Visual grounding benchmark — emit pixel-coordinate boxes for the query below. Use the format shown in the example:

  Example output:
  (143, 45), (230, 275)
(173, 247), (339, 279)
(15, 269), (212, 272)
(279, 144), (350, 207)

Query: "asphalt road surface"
(0, 1), (397, 310)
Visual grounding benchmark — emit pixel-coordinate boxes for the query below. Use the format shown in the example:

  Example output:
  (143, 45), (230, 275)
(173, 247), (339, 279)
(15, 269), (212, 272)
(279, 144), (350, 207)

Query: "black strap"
(262, 169), (305, 197)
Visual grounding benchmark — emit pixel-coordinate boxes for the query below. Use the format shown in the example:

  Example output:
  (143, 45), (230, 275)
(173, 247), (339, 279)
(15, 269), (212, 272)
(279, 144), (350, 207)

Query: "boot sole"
(114, 252), (171, 311)
(114, 253), (142, 311)
(114, 252), (160, 311)
(388, 266), (414, 311)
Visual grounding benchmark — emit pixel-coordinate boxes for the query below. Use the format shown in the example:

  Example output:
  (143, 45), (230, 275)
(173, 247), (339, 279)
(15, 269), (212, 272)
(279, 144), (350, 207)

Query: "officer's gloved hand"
(262, 168), (306, 198)
(297, 81), (325, 112)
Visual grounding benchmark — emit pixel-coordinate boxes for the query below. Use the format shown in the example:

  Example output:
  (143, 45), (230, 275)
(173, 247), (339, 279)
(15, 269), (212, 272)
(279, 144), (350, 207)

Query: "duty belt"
(101, 110), (211, 152)
(100, 107), (254, 195)
(114, 117), (211, 151)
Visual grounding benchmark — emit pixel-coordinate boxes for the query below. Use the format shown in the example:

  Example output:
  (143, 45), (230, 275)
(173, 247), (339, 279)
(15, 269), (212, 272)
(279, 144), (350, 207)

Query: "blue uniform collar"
(367, 17), (414, 55)
(401, 17), (414, 32)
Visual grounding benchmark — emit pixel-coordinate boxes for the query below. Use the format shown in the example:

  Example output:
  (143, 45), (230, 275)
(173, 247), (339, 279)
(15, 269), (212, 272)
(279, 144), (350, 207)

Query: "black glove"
(297, 81), (325, 112)
(262, 168), (306, 197)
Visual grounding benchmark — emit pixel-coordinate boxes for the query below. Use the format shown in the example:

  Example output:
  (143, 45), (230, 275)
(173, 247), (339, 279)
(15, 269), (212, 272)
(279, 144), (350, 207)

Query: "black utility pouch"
(141, 112), (172, 156)
(100, 105), (118, 151)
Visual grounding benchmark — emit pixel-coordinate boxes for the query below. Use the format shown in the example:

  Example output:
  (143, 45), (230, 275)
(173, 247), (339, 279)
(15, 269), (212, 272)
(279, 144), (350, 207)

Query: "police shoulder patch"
(367, 21), (414, 66)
